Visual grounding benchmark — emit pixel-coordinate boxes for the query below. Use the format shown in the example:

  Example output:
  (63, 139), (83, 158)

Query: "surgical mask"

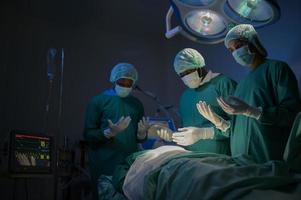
(115, 85), (132, 97)
(232, 46), (255, 67)
(181, 71), (202, 89)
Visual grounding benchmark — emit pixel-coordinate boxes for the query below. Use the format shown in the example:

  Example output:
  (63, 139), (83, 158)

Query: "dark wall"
(1, 0), (301, 200)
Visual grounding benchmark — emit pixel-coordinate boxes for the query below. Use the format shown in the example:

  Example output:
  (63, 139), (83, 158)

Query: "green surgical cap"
(110, 63), (138, 83)
(224, 24), (267, 57)
(173, 48), (205, 74)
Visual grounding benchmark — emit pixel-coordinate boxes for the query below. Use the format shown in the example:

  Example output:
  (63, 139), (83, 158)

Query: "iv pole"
(54, 48), (64, 200)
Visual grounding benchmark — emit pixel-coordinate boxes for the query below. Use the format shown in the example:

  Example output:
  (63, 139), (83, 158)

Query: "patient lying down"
(100, 145), (301, 200)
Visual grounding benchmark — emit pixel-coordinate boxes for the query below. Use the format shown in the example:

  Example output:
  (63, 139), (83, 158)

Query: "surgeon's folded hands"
(172, 127), (214, 146)
(104, 116), (132, 138)
(217, 96), (262, 120)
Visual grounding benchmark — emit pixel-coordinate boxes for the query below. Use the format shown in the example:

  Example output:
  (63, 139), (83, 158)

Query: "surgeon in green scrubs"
(164, 48), (237, 154)
(216, 24), (301, 163)
(84, 63), (149, 196)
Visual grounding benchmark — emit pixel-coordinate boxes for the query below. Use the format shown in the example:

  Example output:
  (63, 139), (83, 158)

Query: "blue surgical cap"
(174, 48), (205, 75)
(225, 24), (267, 57)
(110, 63), (138, 83)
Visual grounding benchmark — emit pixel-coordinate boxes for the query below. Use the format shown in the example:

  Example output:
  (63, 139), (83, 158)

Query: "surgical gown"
(231, 59), (301, 163)
(84, 88), (144, 184)
(179, 74), (237, 154)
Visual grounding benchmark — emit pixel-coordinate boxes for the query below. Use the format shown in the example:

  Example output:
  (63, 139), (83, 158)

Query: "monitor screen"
(9, 130), (52, 175)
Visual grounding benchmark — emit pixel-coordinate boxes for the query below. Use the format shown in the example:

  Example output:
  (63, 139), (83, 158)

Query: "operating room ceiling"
(0, 0), (299, 41)
(1, 0), (170, 36)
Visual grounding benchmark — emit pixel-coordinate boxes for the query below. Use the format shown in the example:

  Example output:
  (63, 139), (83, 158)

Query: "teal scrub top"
(231, 59), (301, 163)
(84, 88), (144, 182)
(179, 74), (237, 154)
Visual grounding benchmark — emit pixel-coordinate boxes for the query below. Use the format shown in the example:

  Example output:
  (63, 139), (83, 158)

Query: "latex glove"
(196, 101), (230, 132)
(217, 96), (262, 119)
(156, 129), (173, 142)
(104, 116), (132, 138)
(137, 117), (150, 140)
(172, 127), (214, 146)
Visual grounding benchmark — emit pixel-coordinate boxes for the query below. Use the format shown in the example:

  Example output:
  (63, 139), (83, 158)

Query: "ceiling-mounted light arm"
(165, 0), (280, 44)
(165, 6), (182, 39)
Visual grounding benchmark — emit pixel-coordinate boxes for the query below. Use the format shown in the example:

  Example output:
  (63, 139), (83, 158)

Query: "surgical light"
(178, 0), (216, 6)
(225, 0), (279, 24)
(165, 0), (280, 44)
(186, 10), (226, 36)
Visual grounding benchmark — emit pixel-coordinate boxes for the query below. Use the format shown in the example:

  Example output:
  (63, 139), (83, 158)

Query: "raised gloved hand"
(217, 96), (262, 119)
(156, 128), (173, 142)
(137, 117), (150, 140)
(172, 127), (214, 146)
(104, 116), (132, 138)
(196, 101), (230, 132)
